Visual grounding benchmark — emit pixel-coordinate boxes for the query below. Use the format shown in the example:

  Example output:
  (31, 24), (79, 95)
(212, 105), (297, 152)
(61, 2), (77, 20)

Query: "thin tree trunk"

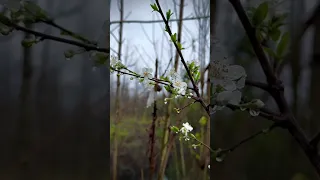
(16, 22), (34, 180)
(158, 1), (185, 179)
(112, 0), (124, 180)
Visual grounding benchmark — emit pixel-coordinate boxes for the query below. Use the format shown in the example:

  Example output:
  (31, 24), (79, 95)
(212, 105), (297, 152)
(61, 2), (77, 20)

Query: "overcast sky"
(110, 0), (210, 78)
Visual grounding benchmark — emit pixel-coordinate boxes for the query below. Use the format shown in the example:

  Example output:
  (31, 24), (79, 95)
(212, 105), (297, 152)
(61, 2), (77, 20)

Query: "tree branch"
(228, 0), (278, 86)
(154, 0), (208, 112)
(310, 131), (320, 147)
(38, 19), (96, 45)
(229, 0), (320, 176)
(217, 123), (279, 157)
(110, 15), (209, 24)
(226, 104), (285, 123)
(0, 19), (108, 53)
(245, 80), (272, 92)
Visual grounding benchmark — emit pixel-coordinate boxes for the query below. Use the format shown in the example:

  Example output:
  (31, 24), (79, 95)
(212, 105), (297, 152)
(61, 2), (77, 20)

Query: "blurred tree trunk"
(309, 4), (320, 141)
(290, 0), (304, 117)
(113, 0), (124, 179)
(16, 23), (34, 180)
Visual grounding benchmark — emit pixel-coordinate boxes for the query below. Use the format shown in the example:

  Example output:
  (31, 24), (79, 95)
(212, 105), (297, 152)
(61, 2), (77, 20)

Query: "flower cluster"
(110, 55), (125, 71)
(179, 122), (193, 141)
(168, 69), (188, 96)
(210, 58), (247, 111)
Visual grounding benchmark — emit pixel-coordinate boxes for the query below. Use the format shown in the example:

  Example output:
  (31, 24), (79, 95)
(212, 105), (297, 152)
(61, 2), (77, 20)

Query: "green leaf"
(271, 14), (287, 28)
(91, 52), (108, 65)
(164, 85), (172, 93)
(194, 71), (200, 82)
(170, 33), (177, 42)
(199, 116), (207, 126)
(170, 126), (179, 133)
(21, 39), (34, 48)
(177, 42), (184, 50)
(263, 46), (277, 60)
(23, 1), (48, 19)
(252, 2), (269, 26)
(277, 32), (289, 57)
(150, 3), (158, 12)
(195, 132), (201, 139)
(190, 133), (196, 139)
(64, 49), (75, 59)
(166, 9), (173, 21)
(269, 28), (281, 41)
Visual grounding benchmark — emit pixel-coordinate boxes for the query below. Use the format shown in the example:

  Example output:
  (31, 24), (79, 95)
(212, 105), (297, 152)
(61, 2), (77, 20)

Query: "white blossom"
(216, 90), (242, 106)
(146, 91), (156, 108)
(110, 55), (122, 67)
(141, 67), (153, 79)
(211, 58), (246, 92)
(252, 99), (265, 109)
(180, 122), (193, 141)
(168, 69), (180, 82)
(140, 67), (154, 89)
(173, 80), (187, 95)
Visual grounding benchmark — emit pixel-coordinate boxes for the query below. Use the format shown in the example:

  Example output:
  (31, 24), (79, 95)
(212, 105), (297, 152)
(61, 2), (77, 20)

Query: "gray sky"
(110, 0), (210, 83)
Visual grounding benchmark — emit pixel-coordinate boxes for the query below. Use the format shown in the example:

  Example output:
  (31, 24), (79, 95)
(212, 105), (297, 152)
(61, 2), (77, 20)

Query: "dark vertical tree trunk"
(309, 4), (320, 145)
(16, 23), (34, 180)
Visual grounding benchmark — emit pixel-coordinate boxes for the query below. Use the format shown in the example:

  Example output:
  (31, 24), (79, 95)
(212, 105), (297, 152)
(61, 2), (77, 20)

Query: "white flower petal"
(216, 91), (233, 105)
(182, 122), (193, 132)
(225, 65), (246, 80)
(216, 90), (242, 105)
(249, 109), (260, 116)
(228, 90), (242, 105)
(212, 79), (236, 91)
(236, 76), (246, 89)
(146, 91), (156, 107)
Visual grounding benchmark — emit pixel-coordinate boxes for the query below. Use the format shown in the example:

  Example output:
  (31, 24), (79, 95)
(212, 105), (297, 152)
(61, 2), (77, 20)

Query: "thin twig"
(38, 19), (96, 45)
(2, 21), (108, 53)
(110, 16), (209, 24)
(218, 123), (279, 155)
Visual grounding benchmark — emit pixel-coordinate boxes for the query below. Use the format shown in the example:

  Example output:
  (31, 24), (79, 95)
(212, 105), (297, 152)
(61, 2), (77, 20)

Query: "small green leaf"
(21, 39), (34, 48)
(252, 2), (269, 26)
(170, 33), (177, 42)
(64, 49), (75, 59)
(269, 28), (281, 41)
(23, 1), (48, 19)
(194, 71), (200, 82)
(199, 116), (207, 126)
(164, 85), (172, 93)
(190, 133), (196, 139)
(177, 42), (184, 50)
(271, 14), (287, 28)
(277, 32), (289, 57)
(166, 9), (173, 21)
(150, 3), (158, 12)
(170, 126), (179, 133)
(263, 46), (277, 60)
(195, 154), (200, 160)
(195, 133), (201, 139)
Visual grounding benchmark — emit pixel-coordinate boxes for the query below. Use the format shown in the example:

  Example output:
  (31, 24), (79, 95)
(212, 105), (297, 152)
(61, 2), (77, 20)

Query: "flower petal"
(225, 65), (246, 80)
(228, 90), (242, 105)
(146, 91), (155, 107)
(216, 90), (242, 105)
(236, 76), (246, 89)
(212, 79), (236, 91)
